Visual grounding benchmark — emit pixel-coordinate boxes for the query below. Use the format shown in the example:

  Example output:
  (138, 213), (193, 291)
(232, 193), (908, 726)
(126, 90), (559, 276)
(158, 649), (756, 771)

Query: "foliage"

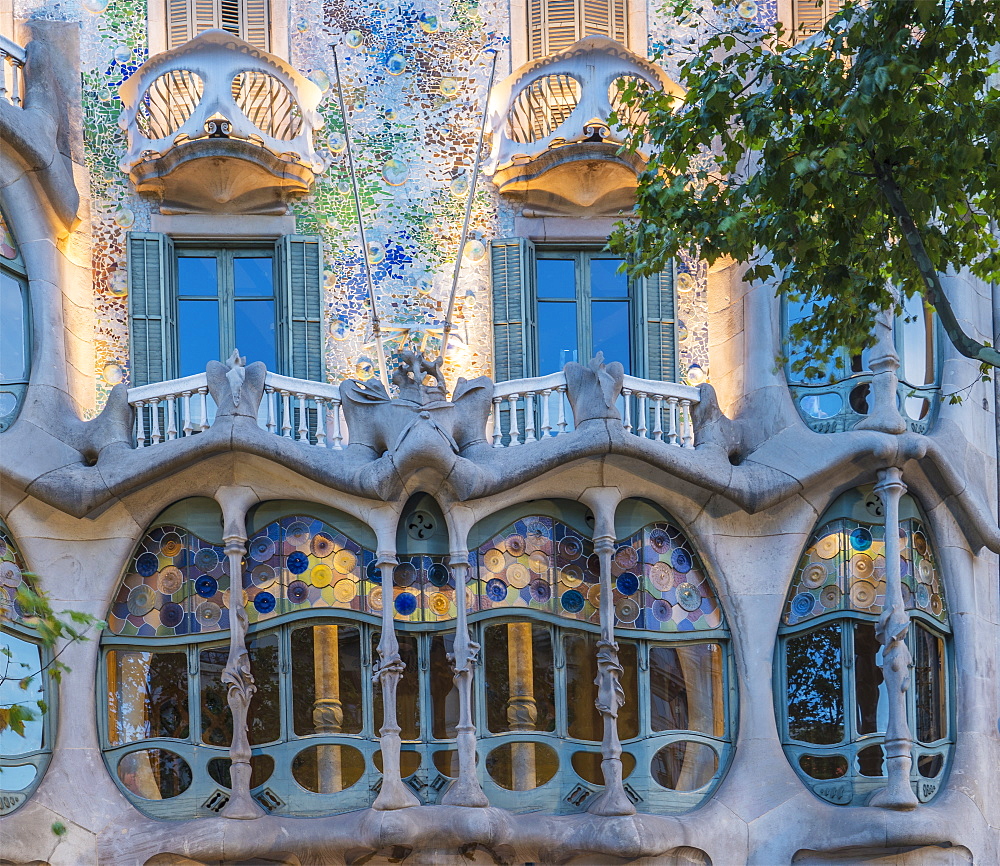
(611, 0), (1000, 376)
(0, 580), (102, 737)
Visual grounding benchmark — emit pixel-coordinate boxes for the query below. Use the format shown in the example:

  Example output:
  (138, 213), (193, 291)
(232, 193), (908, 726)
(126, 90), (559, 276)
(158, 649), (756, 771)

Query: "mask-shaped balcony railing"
(484, 36), (682, 217)
(118, 30), (323, 214)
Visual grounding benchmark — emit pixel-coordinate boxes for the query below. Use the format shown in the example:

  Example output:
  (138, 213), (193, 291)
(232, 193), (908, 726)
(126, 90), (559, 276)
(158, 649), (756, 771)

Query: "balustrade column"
(372, 553), (419, 810)
(441, 555), (488, 807)
(313, 624), (343, 793)
(870, 467), (919, 810)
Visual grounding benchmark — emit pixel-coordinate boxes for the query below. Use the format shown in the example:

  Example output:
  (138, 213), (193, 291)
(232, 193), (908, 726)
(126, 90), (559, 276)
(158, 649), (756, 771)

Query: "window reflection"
(913, 624), (945, 743)
(373, 632), (420, 740)
(291, 624), (363, 736)
(853, 623), (886, 736)
(484, 622), (556, 735)
(564, 631), (638, 740)
(106, 650), (189, 745)
(650, 643), (723, 737)
(199, 634), (279, 746)
(786, 624), (844, 745)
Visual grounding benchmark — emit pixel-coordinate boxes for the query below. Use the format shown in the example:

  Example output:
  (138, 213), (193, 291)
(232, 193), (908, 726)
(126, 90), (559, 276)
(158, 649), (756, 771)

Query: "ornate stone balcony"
(485, 36), (682, 217)
(118, 30), (324, 214)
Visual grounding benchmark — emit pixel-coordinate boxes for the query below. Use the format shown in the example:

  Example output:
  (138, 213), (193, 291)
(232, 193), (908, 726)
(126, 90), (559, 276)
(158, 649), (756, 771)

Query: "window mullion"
(220, 250), (235, 362)
(578, 252), (591, 364)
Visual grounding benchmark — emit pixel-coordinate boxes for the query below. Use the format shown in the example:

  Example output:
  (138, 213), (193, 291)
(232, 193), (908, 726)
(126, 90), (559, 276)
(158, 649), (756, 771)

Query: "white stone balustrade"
(0, 34), (25, 108)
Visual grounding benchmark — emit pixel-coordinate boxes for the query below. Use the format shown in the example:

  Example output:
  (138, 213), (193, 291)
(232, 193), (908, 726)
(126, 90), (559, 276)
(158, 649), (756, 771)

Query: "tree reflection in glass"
(650, 643), (723, 737)
(106, 650), (189, 745)
(199, 634), (279, 746)
(913, 624), (946, 743)
(786, 624), (844, 744)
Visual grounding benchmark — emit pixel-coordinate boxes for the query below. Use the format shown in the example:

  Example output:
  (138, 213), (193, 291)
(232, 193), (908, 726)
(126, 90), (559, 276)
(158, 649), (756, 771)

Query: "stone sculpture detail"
(856, 309), (907, 435)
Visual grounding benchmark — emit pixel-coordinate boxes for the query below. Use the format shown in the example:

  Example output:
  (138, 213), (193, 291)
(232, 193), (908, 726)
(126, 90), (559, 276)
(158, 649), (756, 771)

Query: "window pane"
(200, 634), (280, 746)
(853, 622), (886, 736)
(178, 299), (220, 377)
(0, 272), (27, 382)
(373, 632), (420, 740)
(429, 632), (458, 740)
(591, 300), (631, 373)
(106, 650), (189, 745)
(537, 302), (578, 375)
(484, 623), (556, 734)
(233, 256), (273, 298)
(913, 624), (946, 743)
(234, 299), (276, 369)
(565, 631), (637, 740)
(786, 624), (844, 744)
(1, 634), (43, 754)
(899, 294), (935, 386)
(177, 257), (218, 298)
(650, 643), (724, 737)
(589, 258), (628, 298)
(291, 624), (363, 736)
(536, 259), (576, 299)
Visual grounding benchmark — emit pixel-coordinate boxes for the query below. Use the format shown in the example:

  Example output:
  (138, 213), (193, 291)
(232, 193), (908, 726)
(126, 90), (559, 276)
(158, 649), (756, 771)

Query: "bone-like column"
(856, 307), (907, 434)
(441, 553), (488, 807)
(584, 491), (635, 816)
(869, 467), (919, 810)
(313, 624), (343, 793)
(372, 552), (419, 810)
(507, 622), (537, 790)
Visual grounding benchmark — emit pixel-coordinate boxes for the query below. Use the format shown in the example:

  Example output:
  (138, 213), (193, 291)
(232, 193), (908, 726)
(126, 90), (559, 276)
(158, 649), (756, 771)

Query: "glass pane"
(485, 741), (559, 791)
(913, 624), (946, 743)
(233, 256), (273, 297)
(429, 632), (457, 740)
(234, 299), (276, 370)
(589, 258), (628, 298)
(799, 753), (848, 779)
(650, 643), (724, 737)
(291, 744), (365, 794)
(536, 259), (576, 299)
(899, 294), (935, 386)
(537, 302), (578, 375)
(291, 624), (363, 736)
(857, 744), (884, 776)
(0, 272), (27, 382)
(650, 741), (718, 791)
(853, 622), (887, 736)
(591, 300), (631, 374)
(178, 299), (220, 377)
(106, 650), (189, 745)
(373, 632), (420, 740)
(117, 748), (192, 799)
(785, 624), (844, 744)
(207, 754), (274, 789)
(565, 631), (637, 740)
(483, 623), (556, 734)
(199, 634), (280, 746)
(177, 257), (218, 297)
(786, 298), (845, 383)
(0, 634), (43, 754)
(571, 750), (635, 785)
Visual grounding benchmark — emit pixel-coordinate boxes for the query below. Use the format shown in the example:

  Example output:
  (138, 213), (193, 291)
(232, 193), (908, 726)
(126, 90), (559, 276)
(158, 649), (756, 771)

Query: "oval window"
(117, 749), (192, 799)
(650, 741), (718, 791)
(291, 744), (365, 793)
(798, 753), (849, 780)
(373, 749), (421, 778)
(486, 742), (558, 791)
(570, 750), (635, 786)
(206, 754), (274, 789)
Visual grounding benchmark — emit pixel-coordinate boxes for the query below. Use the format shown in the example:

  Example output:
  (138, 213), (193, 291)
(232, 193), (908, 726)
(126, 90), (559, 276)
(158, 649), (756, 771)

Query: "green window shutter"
(128, 232), (176, 387)
(644, 264), (677, 382)
(491, 238), (535, 382)
(277, 234), (323, 382)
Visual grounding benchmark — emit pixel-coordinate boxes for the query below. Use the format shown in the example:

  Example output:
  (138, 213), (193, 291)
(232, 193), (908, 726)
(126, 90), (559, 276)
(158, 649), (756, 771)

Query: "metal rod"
(440, 48), (499, 366)
(332, 48), (391, 393)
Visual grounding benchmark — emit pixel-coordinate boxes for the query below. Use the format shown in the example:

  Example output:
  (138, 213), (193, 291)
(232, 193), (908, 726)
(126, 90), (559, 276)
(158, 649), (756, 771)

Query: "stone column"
(869, 467), (919, 810)
(583, 489), (635, 816)
(372, 552), (419, 810)
(857, 307), (907, 434)
(313, 624), (343, 793)
(507, 622), (537, 790)
(441, 553), (488, 807)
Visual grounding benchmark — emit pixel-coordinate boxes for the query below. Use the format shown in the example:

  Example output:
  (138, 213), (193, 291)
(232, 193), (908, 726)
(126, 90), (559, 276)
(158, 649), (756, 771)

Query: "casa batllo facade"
(0, 0), (998, 861)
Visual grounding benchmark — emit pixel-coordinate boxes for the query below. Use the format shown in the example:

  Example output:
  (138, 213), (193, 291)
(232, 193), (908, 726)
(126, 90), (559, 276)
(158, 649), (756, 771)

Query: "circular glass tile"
(917, 559), (932, 582)
(649, 528), (670, 554)
(676, 582), (701, 612)
(135, 553), (159, 578)
(286, 521), (311, 547)
(559, 564), (583, 588)
(127, 585), (156, 616)
(160, 602), (184, 627)
(428, 592), (449, 616)
(801, 563), (827, 590)
(651, 741), (718, 791)
(311, 533), (335, 558)
(428, 563), (449, 587)
(915, 582), (931, 609)
(930, 593), (943, 616)
(820, 585), (842, 608)
(195, 575), (218, 598)
(651, 598), (672, 622)
(158, 566), (183, 595)
(913, 531), (928, 556)
(394, 562), (417, 587)
(529, 579), (551, 603)
(528, 551), (549, 575)
(616, 597), (640, 623)
(287, 580), (309, 603)
(287, 552), (309, 575)
(791, 592), (815, 618)
(195, 601), (221, 626)
(614, 547), (638, 570)
(334, 549), (357, 574)
(851, 553), (874, 579)
(505, 535), (525, 556)
(253, 592), (276, 614)
(506, 563), (530, 589)
(850, 579), (877, 608)
(561, 589), (585, 613)
(159, 533), (183, 557)
(251, 564), (276, 588)
(194, 548), (219, 572)
(815, 534), (840, 560)
(559, 537), (583, 560)
(0, 561), (22, 588)
(249, 537), (274, 561)
(671, 548), (693, 574)
(483, 549), (505, 573)
(649, 561), (674, 592)
(310, 563), (333, 588)
(850, 527), (873, 552)
(333, 579), (357, 603)
(394, 592), (417, 616)
(368, 587), (383, 611)
(118, 749), (192, 799)
(486, 578), (508, 602)
(616, 572), (639, 596)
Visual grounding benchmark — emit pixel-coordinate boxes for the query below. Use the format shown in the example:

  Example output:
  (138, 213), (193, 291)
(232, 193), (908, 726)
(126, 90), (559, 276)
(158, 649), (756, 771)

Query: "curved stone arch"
(776, 484), (953, 807)
(0, 520), (52, 815)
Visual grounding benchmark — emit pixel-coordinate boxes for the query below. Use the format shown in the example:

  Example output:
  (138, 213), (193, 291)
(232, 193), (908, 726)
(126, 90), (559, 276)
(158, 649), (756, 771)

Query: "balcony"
(485, 36), (682, 217)
(118, 30), (324, 214)
(0, 34), (25, 107)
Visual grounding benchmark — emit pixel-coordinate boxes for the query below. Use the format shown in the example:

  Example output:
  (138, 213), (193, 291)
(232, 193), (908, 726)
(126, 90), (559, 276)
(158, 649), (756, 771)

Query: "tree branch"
(875, 163), (1000, 369)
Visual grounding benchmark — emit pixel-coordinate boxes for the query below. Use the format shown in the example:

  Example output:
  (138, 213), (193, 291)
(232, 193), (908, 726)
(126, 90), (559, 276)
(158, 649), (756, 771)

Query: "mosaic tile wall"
(14, 0), (720, 408)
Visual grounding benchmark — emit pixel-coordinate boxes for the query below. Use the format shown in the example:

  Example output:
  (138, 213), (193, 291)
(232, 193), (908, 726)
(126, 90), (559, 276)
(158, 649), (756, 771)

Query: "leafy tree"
(611, 0), (1000, 377)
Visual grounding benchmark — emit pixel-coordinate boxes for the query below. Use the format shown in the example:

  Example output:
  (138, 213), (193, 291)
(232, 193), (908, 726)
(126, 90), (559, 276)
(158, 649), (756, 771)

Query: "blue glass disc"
(394, 592), (417, 615)
(791, 592), (814, 618)
(850, 527), (873, 551)
(254, 592), (276, 613)
(428, 563), (449, 587)
(561, 589), (585, 613)
(616, 572), (639, 596)
(486, 578), (507, 602)
(287, 580), (308, 603)
(195, 575), (218, 598)
(160, 602), (184, 627)
(136, 553), (159, 577)
(287, 551), (309, 574)
(671, 548), (693, 574)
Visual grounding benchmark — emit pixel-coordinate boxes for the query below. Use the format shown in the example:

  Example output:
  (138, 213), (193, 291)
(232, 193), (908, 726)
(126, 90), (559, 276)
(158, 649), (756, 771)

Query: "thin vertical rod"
(332, 48), (391, 393)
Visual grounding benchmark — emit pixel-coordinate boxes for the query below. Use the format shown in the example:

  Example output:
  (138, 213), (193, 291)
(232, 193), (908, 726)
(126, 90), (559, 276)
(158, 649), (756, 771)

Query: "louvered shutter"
(643, 265), (677, 382)
(277, 235), (323, 382)
(529, 0), (628, 59)
(241, 0), (269, 50)
(167, 0), (269, 50)
(793, 0), (843, 37)
(128, 232), (176, 387)
(491, 238), (535, 382)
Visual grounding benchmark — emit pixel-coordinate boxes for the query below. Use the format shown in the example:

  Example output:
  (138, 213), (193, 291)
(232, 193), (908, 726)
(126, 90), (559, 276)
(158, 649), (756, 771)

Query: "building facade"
(0, 0), (998, 863)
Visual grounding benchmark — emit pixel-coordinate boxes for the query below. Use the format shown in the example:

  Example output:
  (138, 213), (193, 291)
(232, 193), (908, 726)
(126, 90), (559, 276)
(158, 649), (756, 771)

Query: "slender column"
(182, 391), (193, 436)
(507, 622), (537, 790)
(135, 401), (146, 447)
(313, 624), (343, 793)
(540, 389), (552, 436)
(586, 496), (635, 816)
(442, 555), (488, 807)
(507, 394), (521, 446)
(621, 388), (632, 433)
(492, 397), (503, 447)
(524, 392), (537, 443)
(150, 400), (162, 444)
(220, 535), (265, 819)
(857, 308), (907, 434)
(314, 398), (328, 448)
(265, 386), (276, 434)
(198, 388), (210, 431)
(870, 467), (919, 810)
(666, 396), (679, 445)
(556, 386), (568, 434)
(331, 400), (344, 450)
(372, 553), (419, 810)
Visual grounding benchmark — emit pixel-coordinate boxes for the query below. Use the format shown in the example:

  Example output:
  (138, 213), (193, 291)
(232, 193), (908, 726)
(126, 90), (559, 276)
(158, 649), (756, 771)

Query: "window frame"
(0, 221), (30, 433)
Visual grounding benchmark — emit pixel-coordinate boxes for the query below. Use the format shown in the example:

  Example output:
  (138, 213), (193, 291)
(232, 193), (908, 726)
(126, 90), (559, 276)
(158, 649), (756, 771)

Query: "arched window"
(777, 487), (951, 806)
(99, 497), (730, 817)
(1, 209), (29, 433)
(784, 294), (939, 433)
(0, 522), (52, 815)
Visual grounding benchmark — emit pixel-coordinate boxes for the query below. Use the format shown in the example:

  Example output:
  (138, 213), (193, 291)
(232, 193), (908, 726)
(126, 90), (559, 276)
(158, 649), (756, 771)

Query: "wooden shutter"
(128, 232), (176, 387)
(241, 0), (269, 50)
(166, 0), (269, 50)
(793, 0), (843, 37)
(277, 235), (323, 382)
(643, 264), (677, 382)
(491, 238), (535, 382)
